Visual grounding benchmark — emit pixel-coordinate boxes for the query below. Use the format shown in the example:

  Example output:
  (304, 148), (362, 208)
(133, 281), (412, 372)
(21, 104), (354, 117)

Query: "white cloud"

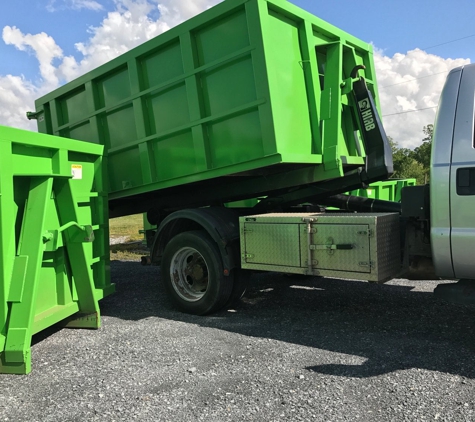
(47, 0), (104, 12)
(61, 0), (169, 80)
(0, 0), (221, 130)
(63, 0), (220, 79)
(374, 48), (470, 149)
(0, 75), (38, 131)
(72, 0), (105, 11)
(1, 26), (64, 128)
(157, 0), (220, 28)
(3, 26), (63, 89)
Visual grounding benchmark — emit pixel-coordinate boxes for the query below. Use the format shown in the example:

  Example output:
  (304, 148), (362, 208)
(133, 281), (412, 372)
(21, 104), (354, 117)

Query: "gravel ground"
(1, 261), (475, 421)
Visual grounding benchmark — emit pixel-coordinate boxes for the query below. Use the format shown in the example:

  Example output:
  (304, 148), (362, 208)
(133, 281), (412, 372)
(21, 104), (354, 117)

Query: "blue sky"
(293, 0), (475, 62)
(0, 0), (473, 148)
(0, 0), (110, 80)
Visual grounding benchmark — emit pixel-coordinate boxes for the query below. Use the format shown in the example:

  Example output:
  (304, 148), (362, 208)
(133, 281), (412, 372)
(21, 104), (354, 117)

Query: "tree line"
(389, 124), (433, 185)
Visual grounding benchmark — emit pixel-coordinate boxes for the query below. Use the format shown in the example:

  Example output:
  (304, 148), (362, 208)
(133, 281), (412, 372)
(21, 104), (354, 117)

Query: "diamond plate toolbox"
(240, 212), (401, 282)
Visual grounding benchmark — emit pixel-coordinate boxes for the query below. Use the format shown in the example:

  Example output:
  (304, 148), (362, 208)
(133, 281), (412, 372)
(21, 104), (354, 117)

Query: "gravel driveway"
(1, 260), (475, 421)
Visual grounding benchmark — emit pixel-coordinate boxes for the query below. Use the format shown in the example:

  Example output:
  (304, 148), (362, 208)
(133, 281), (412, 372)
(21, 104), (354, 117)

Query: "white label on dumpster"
(71, 164), (83, 180)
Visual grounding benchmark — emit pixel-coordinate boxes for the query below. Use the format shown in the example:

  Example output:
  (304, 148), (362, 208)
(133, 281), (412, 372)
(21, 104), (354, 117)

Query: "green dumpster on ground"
(349, 179), (417, 202)
(0, 125), (114, 374)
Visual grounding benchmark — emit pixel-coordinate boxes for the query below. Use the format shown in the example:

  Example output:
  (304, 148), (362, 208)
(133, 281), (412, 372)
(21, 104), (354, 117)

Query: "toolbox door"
(304, 224), (371, 273)
(242, 223), (302, 268)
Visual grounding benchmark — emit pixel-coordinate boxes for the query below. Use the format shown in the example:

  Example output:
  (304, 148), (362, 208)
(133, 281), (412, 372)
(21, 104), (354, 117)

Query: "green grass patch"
(109, 213), (144, 241)
(109, 214), (149, 261)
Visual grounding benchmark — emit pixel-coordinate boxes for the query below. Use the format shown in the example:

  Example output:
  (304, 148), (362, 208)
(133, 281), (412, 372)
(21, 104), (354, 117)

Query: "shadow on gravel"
(101, 260), (475, 380)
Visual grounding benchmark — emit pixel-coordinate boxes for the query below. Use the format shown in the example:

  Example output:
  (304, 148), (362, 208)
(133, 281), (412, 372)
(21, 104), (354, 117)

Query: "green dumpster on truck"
(0, 126), (113, 374)
(31, 0), (391, 221)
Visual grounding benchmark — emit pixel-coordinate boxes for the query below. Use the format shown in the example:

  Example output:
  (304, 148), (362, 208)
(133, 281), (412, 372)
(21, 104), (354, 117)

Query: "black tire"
(161, 230), (233, 315)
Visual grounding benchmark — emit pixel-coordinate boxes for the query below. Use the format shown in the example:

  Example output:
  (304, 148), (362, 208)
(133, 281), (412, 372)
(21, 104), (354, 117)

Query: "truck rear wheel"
(161, 230), (233, 315)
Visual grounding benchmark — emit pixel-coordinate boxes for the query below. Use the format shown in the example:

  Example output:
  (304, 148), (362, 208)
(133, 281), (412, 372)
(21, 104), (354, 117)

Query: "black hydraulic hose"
(321, 194), (402, 213)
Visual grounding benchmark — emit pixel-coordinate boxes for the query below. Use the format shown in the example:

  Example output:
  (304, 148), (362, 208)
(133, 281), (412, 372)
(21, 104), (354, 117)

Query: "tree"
(412, 124), (433, 183)
(389, 125), (433, 185)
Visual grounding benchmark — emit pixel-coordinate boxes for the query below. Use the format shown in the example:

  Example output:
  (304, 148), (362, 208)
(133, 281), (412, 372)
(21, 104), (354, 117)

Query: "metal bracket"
(43, 223), (94, 252)
(359, 261), (375, 269)
(340, 77), (353, 95)
(26, 111), (40, 121)
(304, 218), (316, 274)
(357, 229), (373, 237)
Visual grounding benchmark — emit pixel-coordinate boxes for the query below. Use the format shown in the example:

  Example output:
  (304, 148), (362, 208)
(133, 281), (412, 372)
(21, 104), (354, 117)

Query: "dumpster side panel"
(262, 6), (313, 157)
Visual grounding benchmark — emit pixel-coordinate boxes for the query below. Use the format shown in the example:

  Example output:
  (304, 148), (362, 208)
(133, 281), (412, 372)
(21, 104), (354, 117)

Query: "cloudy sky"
(1, 0), (473, 148)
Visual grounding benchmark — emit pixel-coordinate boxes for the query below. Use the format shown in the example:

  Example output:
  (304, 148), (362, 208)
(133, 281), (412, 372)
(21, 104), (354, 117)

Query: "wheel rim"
(169, 246), (209, 302)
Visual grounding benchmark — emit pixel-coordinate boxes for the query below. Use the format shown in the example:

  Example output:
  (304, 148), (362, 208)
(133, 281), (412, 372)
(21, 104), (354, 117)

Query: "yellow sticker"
(71, 164), (83, 180)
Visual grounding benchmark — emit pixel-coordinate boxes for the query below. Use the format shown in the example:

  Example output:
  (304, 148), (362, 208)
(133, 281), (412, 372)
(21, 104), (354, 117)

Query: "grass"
(109, 213), (150, 261)
(109, 213), (144, 241)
